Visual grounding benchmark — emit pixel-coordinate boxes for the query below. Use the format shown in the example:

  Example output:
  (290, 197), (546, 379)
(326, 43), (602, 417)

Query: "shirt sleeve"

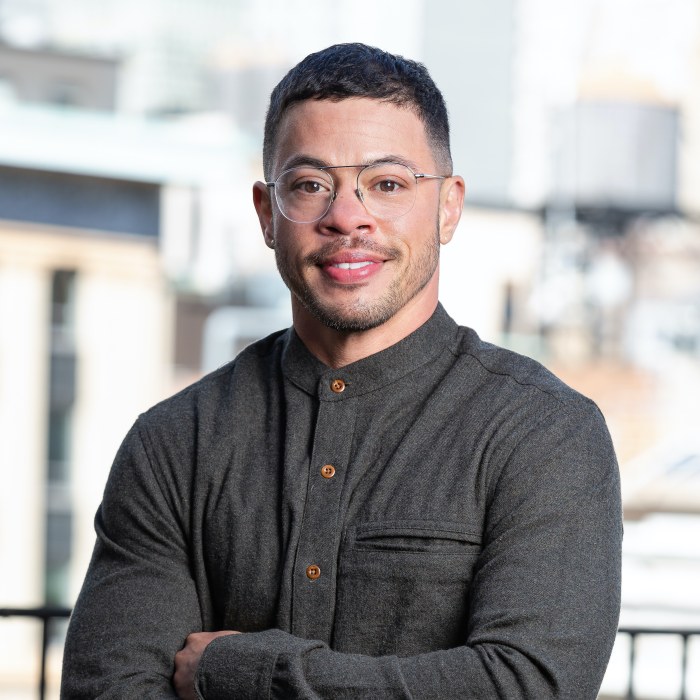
(61, 421), (200, 699)
(194, 401), (623, 700)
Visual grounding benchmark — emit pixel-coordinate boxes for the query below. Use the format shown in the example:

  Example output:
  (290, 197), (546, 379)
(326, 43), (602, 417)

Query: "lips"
(314, 249), (391, 284)
(321, 253), (385, 283)
(304, 240), (398, 284)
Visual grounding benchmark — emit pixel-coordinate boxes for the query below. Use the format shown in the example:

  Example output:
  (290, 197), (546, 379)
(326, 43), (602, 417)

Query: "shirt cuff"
(194, 629), (324, 699)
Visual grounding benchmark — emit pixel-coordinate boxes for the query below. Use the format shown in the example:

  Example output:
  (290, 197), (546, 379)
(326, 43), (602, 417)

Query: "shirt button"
(330, 378), (346, 393)
(306, 565), (321, 580)
(321, 464), (336, 479)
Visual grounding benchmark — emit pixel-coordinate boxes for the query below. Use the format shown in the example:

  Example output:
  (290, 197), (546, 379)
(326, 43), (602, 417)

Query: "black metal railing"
(0, 606), (71, 700)
(0, 610), (698, 699)
(617, 626), (698, 700)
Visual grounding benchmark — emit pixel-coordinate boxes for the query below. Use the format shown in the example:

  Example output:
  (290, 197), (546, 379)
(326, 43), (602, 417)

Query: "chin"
(298, 288), (408, 333)
(313, 312), (388, 333)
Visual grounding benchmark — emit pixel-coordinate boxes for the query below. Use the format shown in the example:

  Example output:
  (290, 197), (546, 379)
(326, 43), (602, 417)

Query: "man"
(62, 43), (622, 699)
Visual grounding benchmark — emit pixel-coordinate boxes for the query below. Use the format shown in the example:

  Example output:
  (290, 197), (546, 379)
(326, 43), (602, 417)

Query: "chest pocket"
(332, 520), (482, 657)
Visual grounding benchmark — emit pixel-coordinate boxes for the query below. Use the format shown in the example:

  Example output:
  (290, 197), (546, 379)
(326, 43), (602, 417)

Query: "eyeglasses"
(266, 162), (446, 223)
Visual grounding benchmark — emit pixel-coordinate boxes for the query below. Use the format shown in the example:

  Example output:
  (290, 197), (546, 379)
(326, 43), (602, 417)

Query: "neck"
(292, 284), (439, 369)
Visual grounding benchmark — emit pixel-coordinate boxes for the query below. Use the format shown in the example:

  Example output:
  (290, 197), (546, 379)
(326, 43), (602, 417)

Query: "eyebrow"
(276, 154), (421, 174)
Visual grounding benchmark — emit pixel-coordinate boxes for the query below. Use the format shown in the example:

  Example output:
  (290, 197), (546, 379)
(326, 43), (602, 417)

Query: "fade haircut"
(263, 43), (453, 180)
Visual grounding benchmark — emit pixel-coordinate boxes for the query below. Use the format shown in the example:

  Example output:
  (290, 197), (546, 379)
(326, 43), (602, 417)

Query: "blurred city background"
(0, 0), (699, 697)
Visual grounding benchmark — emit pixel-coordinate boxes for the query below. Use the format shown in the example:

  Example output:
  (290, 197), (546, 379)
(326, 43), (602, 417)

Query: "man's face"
(256, 97), (459, 333)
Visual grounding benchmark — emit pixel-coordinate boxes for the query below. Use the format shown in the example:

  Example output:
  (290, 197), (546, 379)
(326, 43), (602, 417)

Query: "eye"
(363, 165), (413, 195)
(284, 170), (332, 196)
(375, 179), (403, 194)
(295, 179), (325, 194)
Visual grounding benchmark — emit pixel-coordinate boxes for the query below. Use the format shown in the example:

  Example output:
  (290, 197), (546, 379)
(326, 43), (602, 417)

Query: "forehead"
(272, 97), (434, 173)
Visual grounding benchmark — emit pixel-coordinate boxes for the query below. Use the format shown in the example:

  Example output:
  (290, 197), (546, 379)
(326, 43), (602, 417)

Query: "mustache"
(304, 238), (401, 266)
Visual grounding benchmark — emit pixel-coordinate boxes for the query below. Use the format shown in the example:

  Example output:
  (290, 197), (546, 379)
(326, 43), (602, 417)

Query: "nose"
(318, 180), (376, 236)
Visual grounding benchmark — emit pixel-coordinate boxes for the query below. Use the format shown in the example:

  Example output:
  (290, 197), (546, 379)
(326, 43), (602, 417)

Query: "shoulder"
(138, 328), (289, 435)
(450, 325), (596, 411)
(447, 328), (619, 496)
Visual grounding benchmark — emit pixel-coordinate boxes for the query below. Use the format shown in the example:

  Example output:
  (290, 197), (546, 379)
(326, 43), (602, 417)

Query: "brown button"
(306, 565), (321, 580)
(321, 464), (336, 479)
(330, 378), (346, 393)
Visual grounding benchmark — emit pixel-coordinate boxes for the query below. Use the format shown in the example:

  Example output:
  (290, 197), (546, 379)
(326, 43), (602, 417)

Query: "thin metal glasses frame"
(266, 162), (447, 223)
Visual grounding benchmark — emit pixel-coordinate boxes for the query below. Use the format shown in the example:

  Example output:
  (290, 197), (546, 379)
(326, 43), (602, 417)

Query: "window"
(44, 270), (77, 605)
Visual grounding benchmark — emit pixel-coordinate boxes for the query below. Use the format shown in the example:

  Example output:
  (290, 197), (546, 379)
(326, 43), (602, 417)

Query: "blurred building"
(0, 39), (118, 109)
(0, 165), (168, 693)
(0, 41), (272, 694)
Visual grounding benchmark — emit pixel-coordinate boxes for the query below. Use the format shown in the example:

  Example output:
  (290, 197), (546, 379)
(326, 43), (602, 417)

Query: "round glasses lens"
(275, 167), (334, 223)
(358, 163), (417, 219)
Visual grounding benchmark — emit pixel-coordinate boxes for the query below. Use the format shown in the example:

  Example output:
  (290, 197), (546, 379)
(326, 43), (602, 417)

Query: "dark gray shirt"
(61, 305), (622, 699)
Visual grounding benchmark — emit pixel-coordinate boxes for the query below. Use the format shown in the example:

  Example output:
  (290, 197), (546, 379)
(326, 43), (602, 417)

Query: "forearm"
(197, 630), (411, 700)
(195, 626), (606, 700)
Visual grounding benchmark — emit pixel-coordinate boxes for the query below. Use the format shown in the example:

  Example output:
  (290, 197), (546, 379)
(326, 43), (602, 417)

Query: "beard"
(274, 225), (440, 333)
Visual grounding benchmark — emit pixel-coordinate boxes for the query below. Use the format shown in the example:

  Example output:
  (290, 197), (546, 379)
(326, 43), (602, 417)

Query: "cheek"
(394, 198), (440, 240)
(272, 220), (304, 254)
(274, 230), (314, 273)
(392, 219), (439, 255)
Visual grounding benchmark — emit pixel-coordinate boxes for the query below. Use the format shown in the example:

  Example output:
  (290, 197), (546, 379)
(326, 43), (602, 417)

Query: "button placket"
(291, 388), (357, 642)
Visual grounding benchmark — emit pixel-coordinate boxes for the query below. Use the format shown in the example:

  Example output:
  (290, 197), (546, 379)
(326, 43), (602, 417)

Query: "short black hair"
(263, 43), (452, 179)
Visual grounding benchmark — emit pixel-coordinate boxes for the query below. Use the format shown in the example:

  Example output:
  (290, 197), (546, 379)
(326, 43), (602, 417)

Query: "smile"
(332, 261), (374, 270)
(319, 256), (385, 284)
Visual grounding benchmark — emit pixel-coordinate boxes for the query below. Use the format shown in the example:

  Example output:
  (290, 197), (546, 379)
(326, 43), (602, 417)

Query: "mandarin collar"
(281, 304), (458, 401)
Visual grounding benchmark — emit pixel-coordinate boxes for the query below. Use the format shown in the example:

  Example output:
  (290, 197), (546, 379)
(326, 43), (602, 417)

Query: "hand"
(173, 630), (240, 699)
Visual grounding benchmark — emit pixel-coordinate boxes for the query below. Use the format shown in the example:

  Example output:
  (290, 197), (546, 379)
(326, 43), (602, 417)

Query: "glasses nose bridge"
(325, 165), (367, 211)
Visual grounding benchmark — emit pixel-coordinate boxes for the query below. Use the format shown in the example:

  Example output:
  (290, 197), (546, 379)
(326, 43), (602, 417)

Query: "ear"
(437, 176), (465, 245)
(253, 181), (275, 249)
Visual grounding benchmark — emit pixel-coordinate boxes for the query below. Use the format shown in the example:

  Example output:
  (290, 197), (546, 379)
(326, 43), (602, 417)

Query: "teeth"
(333, 261), (373, 270)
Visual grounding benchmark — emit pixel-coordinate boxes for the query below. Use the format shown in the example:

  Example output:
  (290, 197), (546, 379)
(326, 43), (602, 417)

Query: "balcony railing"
(0, 609), (698, 699)
(617, 626), (698, 700)
(0, 606), (71, 700)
